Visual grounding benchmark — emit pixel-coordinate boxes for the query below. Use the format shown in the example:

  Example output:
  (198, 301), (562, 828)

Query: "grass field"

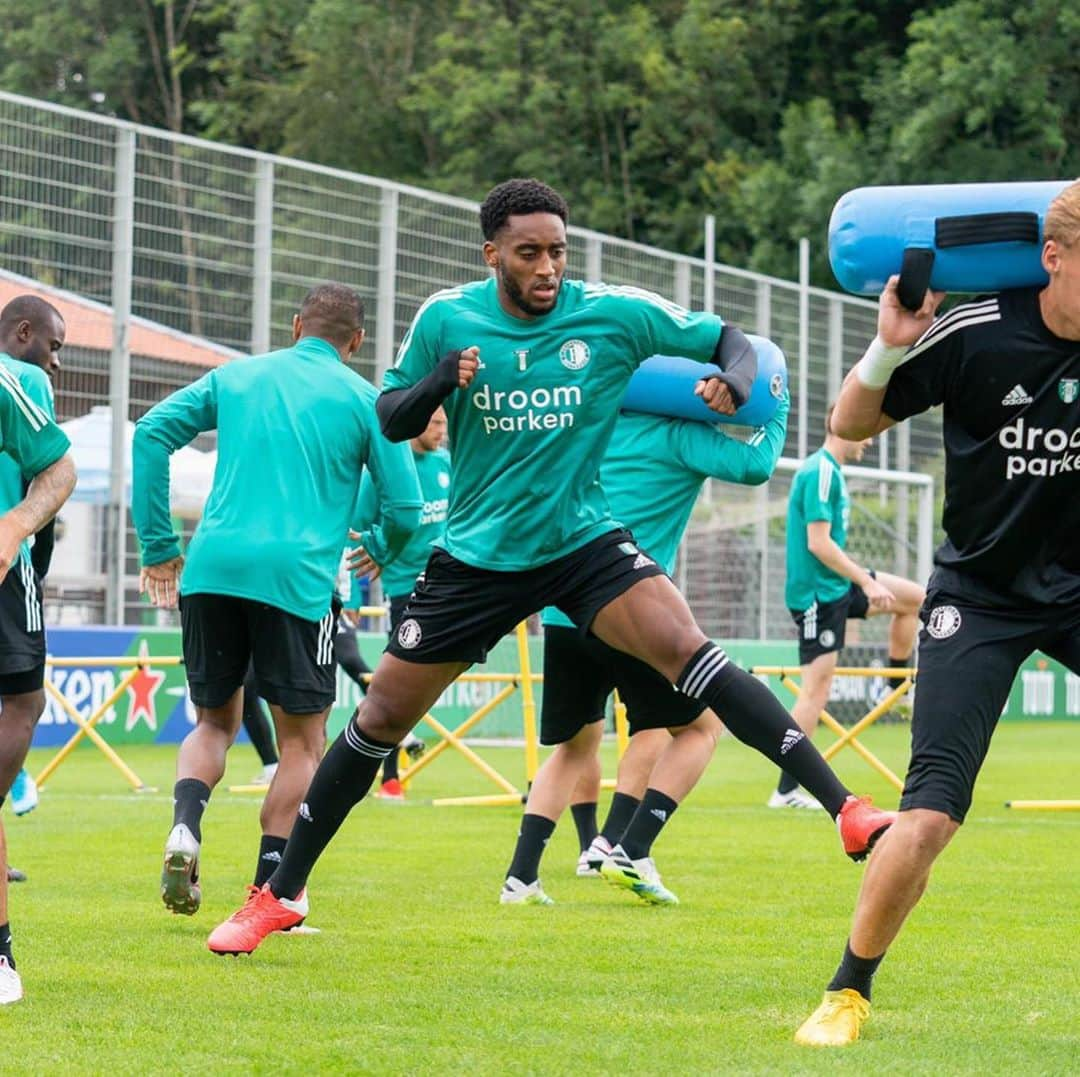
(2, 722), (1077, 1075)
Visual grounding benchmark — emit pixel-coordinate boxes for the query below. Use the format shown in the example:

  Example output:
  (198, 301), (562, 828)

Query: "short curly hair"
(479, 178), (569, 240)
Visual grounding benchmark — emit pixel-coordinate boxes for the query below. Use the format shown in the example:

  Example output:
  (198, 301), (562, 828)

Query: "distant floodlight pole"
(798, 237), (810, 460)
(107, 126), (135, 625)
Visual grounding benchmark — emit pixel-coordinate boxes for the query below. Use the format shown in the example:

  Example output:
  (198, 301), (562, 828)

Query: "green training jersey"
(132, 336), (423, 622)
(544, 394), (789, 628)
(384, 277), (724, 570)
(0, 355), (62, 566)
(785, 447), (851, 610)
(354, 446), (451, 601)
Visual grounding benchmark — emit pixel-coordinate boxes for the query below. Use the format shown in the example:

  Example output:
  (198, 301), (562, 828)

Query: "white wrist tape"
(855, 337), (909, 390)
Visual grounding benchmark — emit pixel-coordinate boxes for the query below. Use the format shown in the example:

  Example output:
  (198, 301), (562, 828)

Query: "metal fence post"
(251, 156), (274, 354)
(375, 185), (399, 382)
(674, 258), (691, 309)
(703, 215), (716, 314)
(798, 237), (810, 459)
(585, 234), (602, 284)
(917, 478), (935, 585)
(827, 296), (843, 402)
(107, 126), (135, 625)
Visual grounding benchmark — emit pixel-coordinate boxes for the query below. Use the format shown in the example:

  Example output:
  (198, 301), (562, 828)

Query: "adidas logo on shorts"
(632, 553), (653, 571)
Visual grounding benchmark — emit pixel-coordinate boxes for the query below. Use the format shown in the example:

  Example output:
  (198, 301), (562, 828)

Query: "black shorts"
(385, 529), (666, 664)
(0, 557), (46, 692)
(181, 593), (337, 714)
(902, 585), (1080, 823)
(790, 577), (873, 664)
(540, 625), (705, 744)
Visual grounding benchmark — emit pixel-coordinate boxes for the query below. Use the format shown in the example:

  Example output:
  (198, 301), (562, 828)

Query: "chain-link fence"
(0, 90), (939, 630)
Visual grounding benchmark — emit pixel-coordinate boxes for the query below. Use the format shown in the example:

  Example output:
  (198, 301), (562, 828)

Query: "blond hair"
(1043, 180), (1080, 248)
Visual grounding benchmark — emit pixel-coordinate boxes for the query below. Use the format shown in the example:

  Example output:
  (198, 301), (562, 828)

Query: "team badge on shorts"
(397, 619), (423, 649)
(559, 339), (591, 370)
(926, 605), (962, 639)
(1058, 378), (1078, 404)
(818, 629), (836, 648)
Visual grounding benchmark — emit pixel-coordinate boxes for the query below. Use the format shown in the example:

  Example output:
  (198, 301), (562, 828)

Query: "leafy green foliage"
(2, 1), (1079, 285)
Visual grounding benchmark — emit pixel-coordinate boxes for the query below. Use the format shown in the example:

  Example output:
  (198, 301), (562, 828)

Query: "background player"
(774, 407), (925, 809)
(133, 283), (421, 917)
(795, 179), (1080, 1046)
(353, 407), (449, 800)
(501, 390), (789, 905)
(0, 298), (76, 1003)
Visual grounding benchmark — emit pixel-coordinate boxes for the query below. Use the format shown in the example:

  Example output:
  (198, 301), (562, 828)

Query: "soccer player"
(0, 297), (77, 1004)
(353, 407), (450, 800)
(794, 179), (1080, 1046)
(501, 391), (789, 906)
(132, 284), (422, 917)
(772, 408), (925, 810)
(209, 178), (894, 956)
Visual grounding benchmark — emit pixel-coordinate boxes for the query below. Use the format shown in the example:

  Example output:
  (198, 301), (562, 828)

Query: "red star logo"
(126, 663), (166, 731)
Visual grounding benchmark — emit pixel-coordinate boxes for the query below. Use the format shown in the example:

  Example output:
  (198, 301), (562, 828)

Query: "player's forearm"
(131, 428), (181, 566)
(809, 537), (873, 589)
(356, 501), (421, 567)
(6, 453), (76, 540)
(377, 353), (460, 442)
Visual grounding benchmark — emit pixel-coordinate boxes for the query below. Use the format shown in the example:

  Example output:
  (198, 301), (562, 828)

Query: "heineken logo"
(1058, 378), (1078, 404)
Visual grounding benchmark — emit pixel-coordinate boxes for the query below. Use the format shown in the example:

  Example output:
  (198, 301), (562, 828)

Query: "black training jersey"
(883, 287), (1080, 607)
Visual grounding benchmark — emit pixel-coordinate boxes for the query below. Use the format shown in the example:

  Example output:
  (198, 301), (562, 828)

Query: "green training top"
(353, 446), (451, 601)
(544, 394), (789, 628)
(0, 355), (59, 566)
(384, 277), (724, 570)
(784, 447), (851, 610)
(132, 336), (423, 622)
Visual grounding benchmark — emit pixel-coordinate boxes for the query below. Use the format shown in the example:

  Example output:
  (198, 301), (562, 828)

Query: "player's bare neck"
(1038, 285), (1080, 342)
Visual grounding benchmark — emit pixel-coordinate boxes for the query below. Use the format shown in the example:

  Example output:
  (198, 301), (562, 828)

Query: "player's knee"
(899, 808), (959, 856)
(0, 691), (46, 735)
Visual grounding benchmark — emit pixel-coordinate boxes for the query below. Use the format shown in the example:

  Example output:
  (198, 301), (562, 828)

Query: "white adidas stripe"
(0, 366), (48, 432)
(393, 287), (465, 367)
(911, 298), (998, 347)
(583, 283), (692, 323)
(904, 300), (1001, 361)
(817, 457), (834, 503)
(682, 646), (730, 698)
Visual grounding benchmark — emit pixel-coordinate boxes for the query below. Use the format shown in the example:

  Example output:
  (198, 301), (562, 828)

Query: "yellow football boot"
(794, 988), (870, 1046)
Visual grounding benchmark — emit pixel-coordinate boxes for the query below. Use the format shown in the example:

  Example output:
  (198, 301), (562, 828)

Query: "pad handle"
(897, 248), (935, 312)
(935, 211), (1040, 249)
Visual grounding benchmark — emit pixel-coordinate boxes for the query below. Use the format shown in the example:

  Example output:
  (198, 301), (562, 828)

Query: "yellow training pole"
(35, 666), (150, 790)
(613, 689), (629, 758)
(1005, 800), (1080, 811)
(516, 622), (540, 784)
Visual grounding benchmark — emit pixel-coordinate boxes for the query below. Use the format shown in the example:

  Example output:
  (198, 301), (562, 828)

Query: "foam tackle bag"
(828, 180), (1072, 309)
(621, 335), (787, 427)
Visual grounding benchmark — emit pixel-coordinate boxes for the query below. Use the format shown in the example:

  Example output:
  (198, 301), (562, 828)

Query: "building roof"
(0, 269), (240, 368)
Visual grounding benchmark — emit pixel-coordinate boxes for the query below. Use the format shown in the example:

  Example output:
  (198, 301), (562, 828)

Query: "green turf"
(2, 723), (1077, 1074)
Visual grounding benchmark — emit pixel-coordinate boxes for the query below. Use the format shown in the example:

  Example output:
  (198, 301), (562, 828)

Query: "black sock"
(268, 716), (396, 900)
(887, 654), (912, 692)
(828, 940), (885, 1000)
(254, 834), (288, 888)
(242, 693), (278, 767)
(599, 792), (640, 846)
(382, 748), (400, 783)
(776, 771), (800, 795)
(676, 643), (849, 817)
(570, 802), (598, 852)
(172, 778), (211, 842)
(0, 922), (13, 970)
(505, 813), (556, 885)
(619, 789), (678, 860)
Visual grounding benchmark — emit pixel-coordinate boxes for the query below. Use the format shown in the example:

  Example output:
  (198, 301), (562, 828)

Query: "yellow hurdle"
(751, 665), (916, 793)
(34, 655), (183, 793)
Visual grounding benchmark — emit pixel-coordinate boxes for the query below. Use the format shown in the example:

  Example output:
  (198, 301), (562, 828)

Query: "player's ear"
(1042, 239), (1061, 276)
(292, 314), (302, 342)
(482, 241), (499, 270)
(349, 327), (365, 356)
